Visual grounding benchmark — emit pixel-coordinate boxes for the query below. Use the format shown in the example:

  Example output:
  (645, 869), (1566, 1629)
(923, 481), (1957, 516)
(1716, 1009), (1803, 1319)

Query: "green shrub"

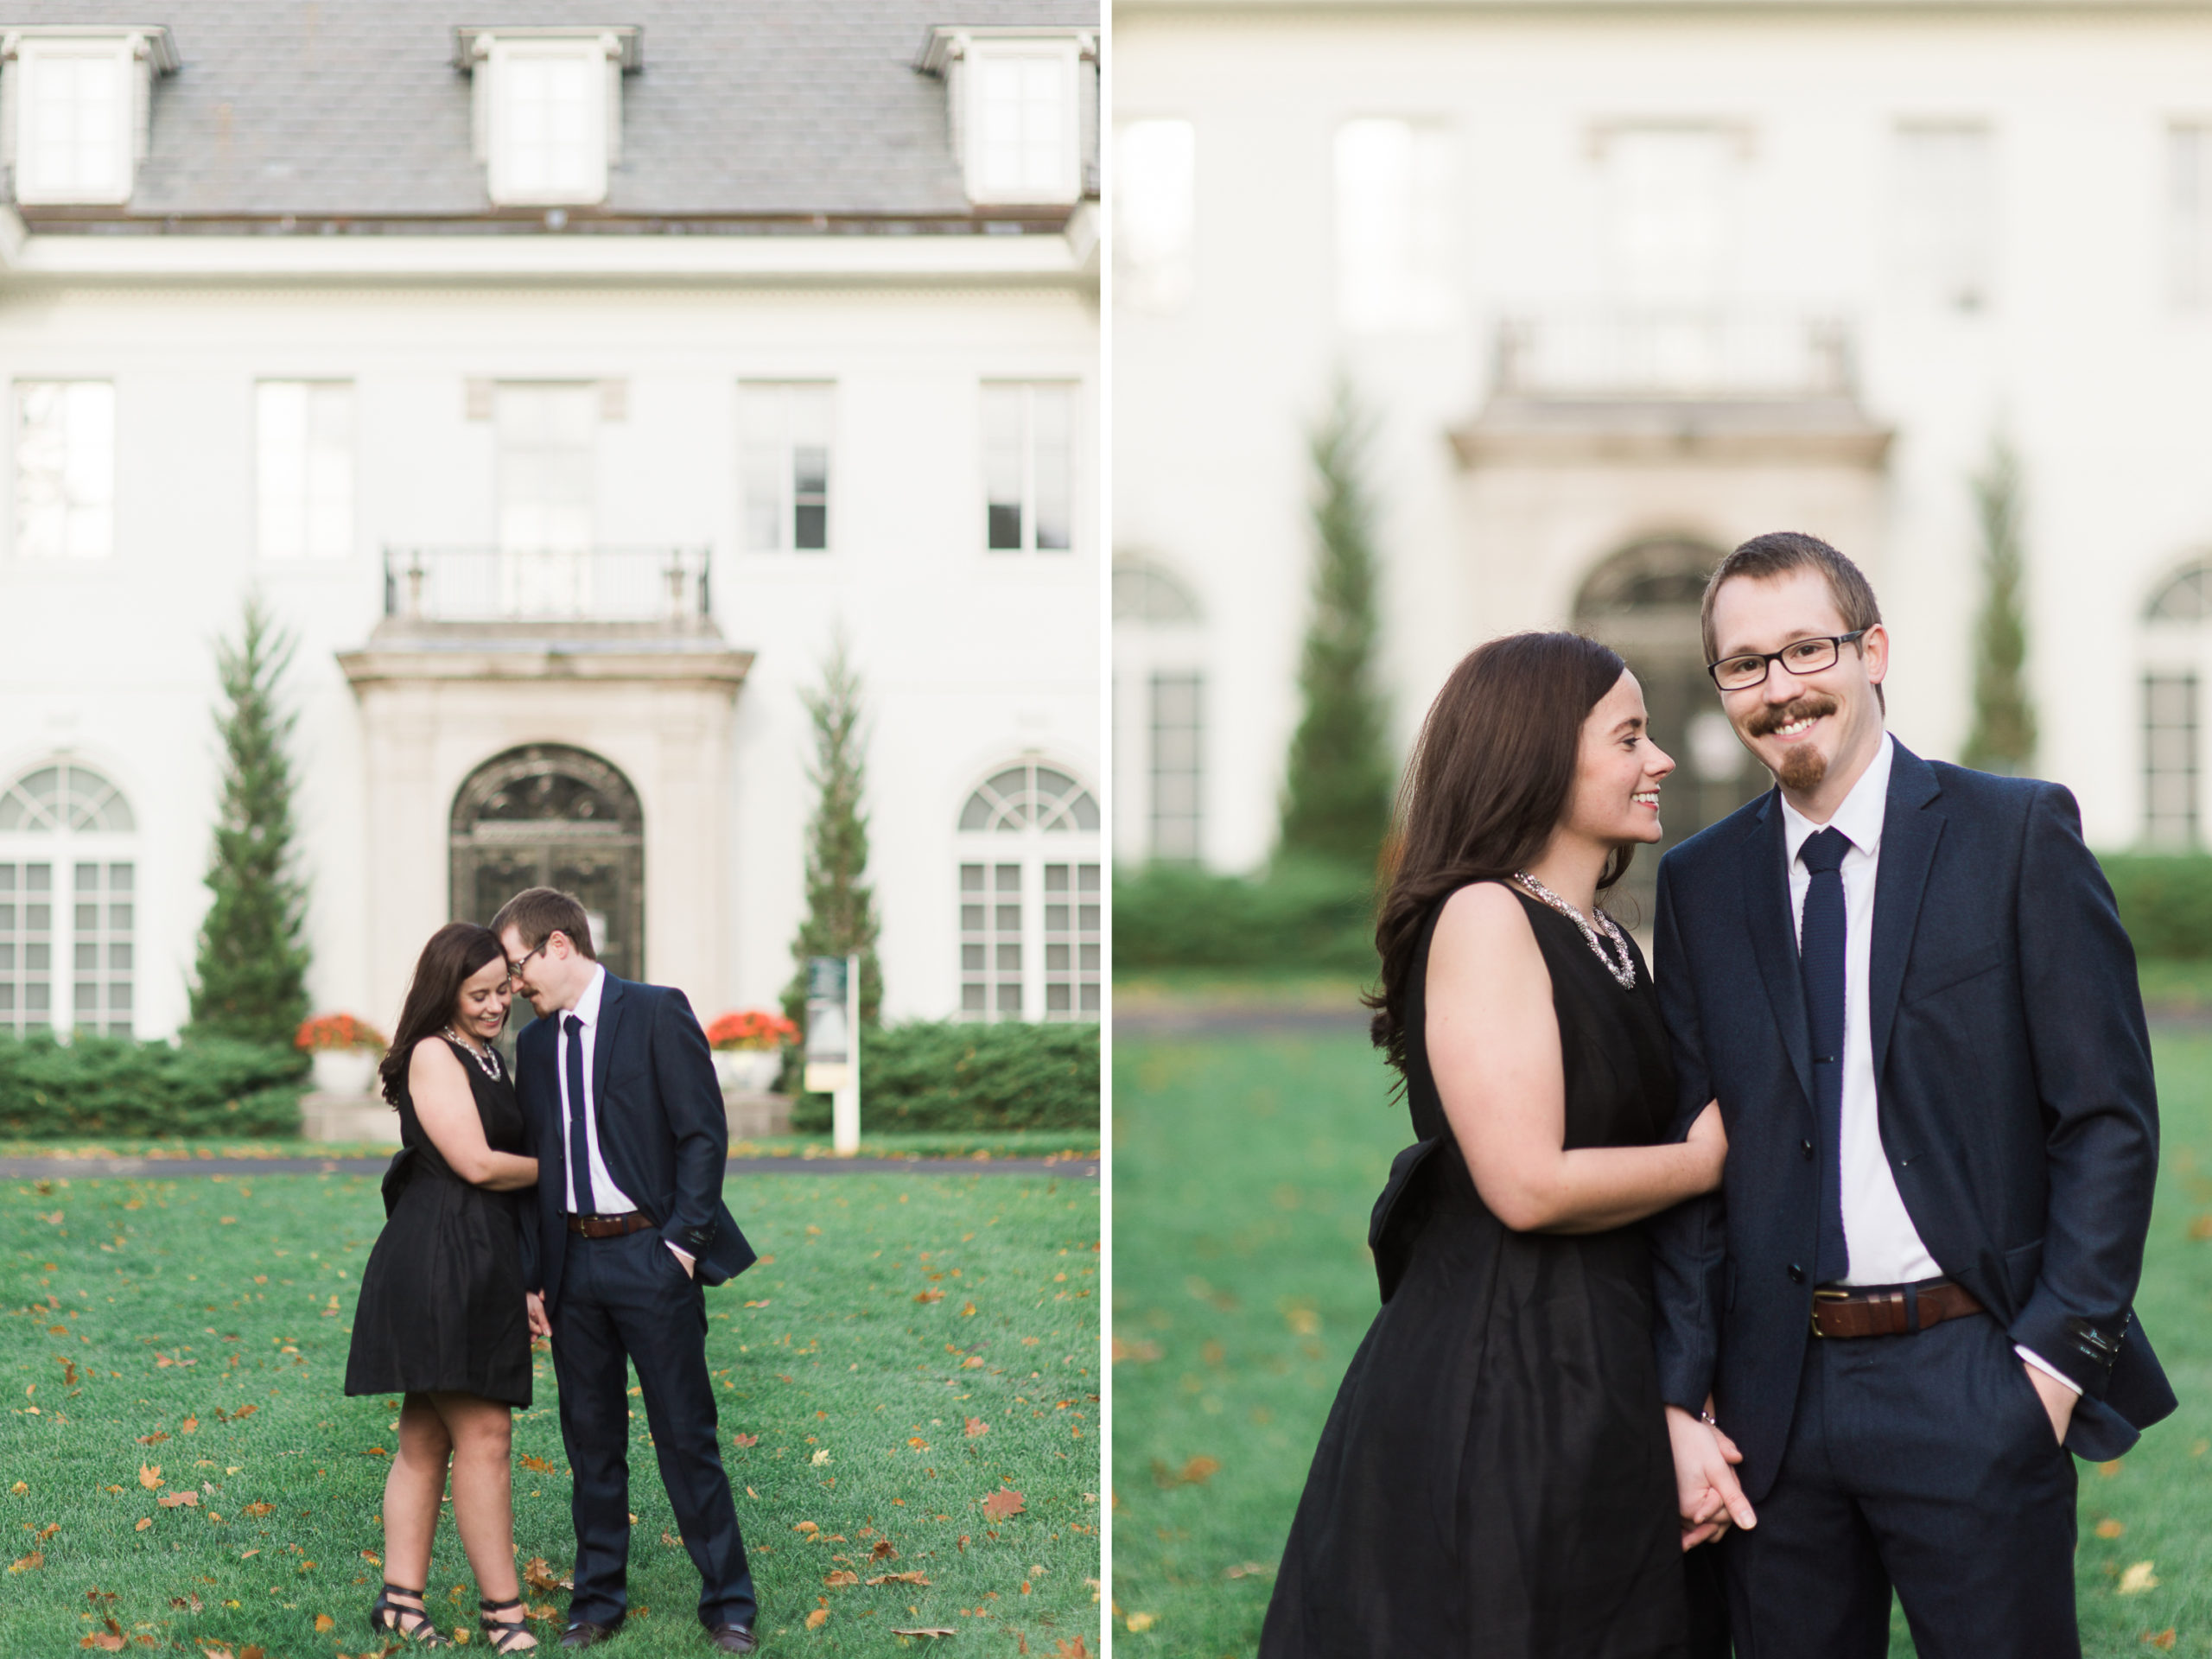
(0, 1033), (306, 1138)
(2097, 853), (2212, 962)
(790, 1020), (1098, 1134)
(1112, 858), (1376, 974)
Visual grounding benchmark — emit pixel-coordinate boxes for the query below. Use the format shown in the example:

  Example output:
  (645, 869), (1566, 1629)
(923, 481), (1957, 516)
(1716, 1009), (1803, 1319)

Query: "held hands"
(1684, 1100), (1728, 1192)
(525, 1290), (550, 1342)
(2024, 1361), (2077, 1445)
(1667, 1401), (1757, 1550)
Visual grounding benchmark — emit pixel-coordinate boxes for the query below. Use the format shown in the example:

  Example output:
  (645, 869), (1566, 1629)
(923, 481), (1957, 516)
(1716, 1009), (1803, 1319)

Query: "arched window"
(2140, 558), (2212, 845)
(957, 762), (1101, 1022)
(1113, 556), (1206, 862)
(0, 760), (138, 1038)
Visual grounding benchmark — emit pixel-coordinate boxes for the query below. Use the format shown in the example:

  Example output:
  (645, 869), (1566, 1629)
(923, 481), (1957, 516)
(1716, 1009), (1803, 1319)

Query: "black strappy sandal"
(368, 1581), (453, 1647)
(479, 1593), (540, 1652)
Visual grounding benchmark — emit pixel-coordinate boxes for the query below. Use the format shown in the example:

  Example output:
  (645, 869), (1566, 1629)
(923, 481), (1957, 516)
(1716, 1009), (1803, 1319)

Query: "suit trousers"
(1720, 1310), (2078, 1659)
(550, 1229), (755, 1629)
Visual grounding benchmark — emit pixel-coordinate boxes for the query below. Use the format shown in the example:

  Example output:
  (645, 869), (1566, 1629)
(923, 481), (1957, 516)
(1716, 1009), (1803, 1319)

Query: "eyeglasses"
(505, 943), (548, 982)
(1707, 631), (1866, 692)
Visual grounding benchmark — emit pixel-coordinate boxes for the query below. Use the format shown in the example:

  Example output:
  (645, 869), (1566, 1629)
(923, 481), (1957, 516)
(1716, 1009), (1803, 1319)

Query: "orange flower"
(295, 1013), (389, 1052)
(705, 1010), (799, 1052)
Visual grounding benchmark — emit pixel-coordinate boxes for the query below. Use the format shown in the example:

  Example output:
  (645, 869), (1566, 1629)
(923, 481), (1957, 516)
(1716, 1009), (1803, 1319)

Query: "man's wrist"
(2018, 1344), (2083, 1397)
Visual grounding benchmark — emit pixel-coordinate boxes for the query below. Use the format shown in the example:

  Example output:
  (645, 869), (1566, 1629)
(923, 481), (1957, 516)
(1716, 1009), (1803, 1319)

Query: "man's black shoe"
(559, 1619), (624, 1649)
(705, 1623), (759, 1654)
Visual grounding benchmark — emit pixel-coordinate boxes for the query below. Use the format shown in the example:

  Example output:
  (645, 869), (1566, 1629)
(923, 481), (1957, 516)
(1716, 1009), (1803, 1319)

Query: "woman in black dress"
(346, 923), (540, 1652)
(1261, 632), (1745, 1658)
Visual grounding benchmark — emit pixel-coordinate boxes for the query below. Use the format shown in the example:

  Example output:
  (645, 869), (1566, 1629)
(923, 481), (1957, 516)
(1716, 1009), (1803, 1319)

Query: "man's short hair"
(488, 887), (597, 961)
(1700, 531), (1885, 664)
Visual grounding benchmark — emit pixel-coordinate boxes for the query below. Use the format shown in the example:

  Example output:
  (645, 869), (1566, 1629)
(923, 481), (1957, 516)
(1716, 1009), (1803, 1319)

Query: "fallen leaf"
(243, 1501), (273, 1518)
(893, 1630), (957, 1639)
(158, 1491), (199, 1508)
(241, 1647), (267, 1659)
(2119, 1561), (2161, 1595)
(964, 1418), (988, 1439)
(810, 1449), (831, 1465)
(138, 1464), (163, 1491)
(81, 1634), (126, 1652)
(133, 1519), (152, 1532)
(980, 1489), (1026, 1521)
(909, 1438), (930, 1452)
(1179, 1456), (1222, 1484)
(2189, 1216), (2212, 1241)
(1224, 1561), (1275, 1580)
(2097, 1519), (2126, 1540)
(180, 1416), (198, 1434)
(1124, 1612), (1156, 1632)
(871, 1541), (897, 1560)
(522, 1557), (571, 1593)
(364, 1446), (389, 1458)
(2145, 1630), (2177, 1649)
(868, 1572), (931, 1586)
(232, 1405), (257, 1422)
(958, 1302), (976, 1318)
(315, 1614), (335, 1632)
(1053, 1641), (1092, 1658)
(824, 1570), (861, 1586)
(8, 1483), (22, 1495)
(794, 1522), (819, 1535)
(805, 1609), (830, 1630)
(518, 1454), (552, 1474)
(7, 1551), (45, 1573)
(137, 1433), (168, 1447)
(915, 1290), (944, 1304)
(731, 1433), (759, 1449)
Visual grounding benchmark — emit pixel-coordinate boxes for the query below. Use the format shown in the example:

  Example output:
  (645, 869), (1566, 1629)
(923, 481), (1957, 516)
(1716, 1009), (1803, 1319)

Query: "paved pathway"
(0, 1154), (1096, 1180)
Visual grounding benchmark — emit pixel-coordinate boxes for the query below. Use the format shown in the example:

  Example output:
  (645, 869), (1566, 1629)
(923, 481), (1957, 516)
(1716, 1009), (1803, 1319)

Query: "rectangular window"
(1335, 118), (1456, 334)
(488, 42), (608, 205)
(15, 42), (131, 205)
(0, 862), (54, 1037)
(2171, 124), (2212, 309)
(959, 862), (1027, 1019)
(1605, 126), (1738, 308)
(1039, 861), (1102, 1021)
(968, 44), (1078, 205)
(497, 384), (595, 551)
(982, 383), (1074, 554)
(741, 384), (833, 553)
(1894, 123), (1994, 313)
(71, 860), (132, 1038)
(1149, 671), (1204, 861)
(1115, 119), (1196, 313)
(2145, 672), (2198, 848)
(15, 381), (114, 561)
(257, 381), (354, 560)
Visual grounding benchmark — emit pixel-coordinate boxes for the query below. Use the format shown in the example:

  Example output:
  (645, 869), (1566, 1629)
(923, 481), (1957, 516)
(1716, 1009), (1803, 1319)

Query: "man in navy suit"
(493, 887), (760, 1654)
(1651, 533), (2173, 1656)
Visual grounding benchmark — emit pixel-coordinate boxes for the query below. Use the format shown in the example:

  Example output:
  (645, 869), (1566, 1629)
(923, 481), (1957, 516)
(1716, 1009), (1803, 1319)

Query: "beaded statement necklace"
(1510, 871), (1637, 989)
(442, 1028), (504, 1080)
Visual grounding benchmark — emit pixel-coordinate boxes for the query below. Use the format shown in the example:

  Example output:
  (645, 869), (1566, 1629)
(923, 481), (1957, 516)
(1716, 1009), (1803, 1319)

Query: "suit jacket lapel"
(592, 974), (626, 1126)
(1868, 742), (1944, 1083)
(1743, 791), (1816, 1115)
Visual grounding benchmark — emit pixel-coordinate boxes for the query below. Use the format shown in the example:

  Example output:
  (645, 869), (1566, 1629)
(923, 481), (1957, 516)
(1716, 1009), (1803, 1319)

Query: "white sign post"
(804, 954), (863, 1157)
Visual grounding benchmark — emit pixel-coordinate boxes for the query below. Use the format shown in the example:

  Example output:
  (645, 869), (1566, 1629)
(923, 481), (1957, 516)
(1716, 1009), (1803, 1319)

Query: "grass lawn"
(0, 1131), (1101, 1164)
(1111, 1022), (2212, 1658)
(0, 1170), (1101, 1656)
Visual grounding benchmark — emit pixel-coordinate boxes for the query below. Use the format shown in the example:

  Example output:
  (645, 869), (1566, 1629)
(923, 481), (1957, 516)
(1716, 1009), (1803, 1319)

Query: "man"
(493, 887), (761, 1654)
(1649, 532), (2174, 1656)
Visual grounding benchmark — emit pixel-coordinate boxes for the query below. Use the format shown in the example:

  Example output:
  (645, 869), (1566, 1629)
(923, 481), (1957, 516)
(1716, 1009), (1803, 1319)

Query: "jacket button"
(1788, 1264), (1807, 1284)
(1800, 1140), (1815, 1161)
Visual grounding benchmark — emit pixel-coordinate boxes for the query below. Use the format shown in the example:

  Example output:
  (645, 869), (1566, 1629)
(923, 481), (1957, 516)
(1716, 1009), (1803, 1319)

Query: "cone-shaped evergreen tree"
(782, 633), (884, 1032)
(1279, 378), (1395, 868)
(1961, 436), (2038, 775)
(188, 595), (311, 1047)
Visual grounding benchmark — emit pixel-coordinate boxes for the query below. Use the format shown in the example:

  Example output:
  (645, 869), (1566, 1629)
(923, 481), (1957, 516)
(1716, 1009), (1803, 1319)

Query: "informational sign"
(804, 953), (862, 1155)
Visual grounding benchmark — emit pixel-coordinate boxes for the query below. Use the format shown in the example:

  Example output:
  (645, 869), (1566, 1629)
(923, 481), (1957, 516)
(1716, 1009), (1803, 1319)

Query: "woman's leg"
(429, 1393), (528, 1615)
(380, 1394), (454, 1629)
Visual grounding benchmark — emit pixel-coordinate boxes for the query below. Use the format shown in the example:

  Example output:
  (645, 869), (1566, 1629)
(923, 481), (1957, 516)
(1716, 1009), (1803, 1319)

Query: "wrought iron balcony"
(382, 546), (711, 624)
(1492, 311), (1855, 401)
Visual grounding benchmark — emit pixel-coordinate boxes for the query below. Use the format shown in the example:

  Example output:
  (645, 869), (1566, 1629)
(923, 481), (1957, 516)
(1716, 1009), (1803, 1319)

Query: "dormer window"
(919, 27), (1094, 208)
(3, 27), (178, 207)
(458, 26), (639, 207)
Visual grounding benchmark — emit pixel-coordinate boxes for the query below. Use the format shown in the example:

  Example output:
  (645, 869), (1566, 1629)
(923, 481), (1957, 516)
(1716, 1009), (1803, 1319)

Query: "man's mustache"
(1745, 695), (1839, 738)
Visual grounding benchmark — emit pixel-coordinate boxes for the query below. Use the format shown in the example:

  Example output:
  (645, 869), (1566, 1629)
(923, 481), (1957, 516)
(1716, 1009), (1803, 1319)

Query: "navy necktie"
(564, 1012), (598, 1217)
(1798, 826), (1853, 1285)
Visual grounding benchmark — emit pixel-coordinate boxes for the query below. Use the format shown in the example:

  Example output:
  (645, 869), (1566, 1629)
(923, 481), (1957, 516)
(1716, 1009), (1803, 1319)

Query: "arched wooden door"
(450, 745), (645, 981)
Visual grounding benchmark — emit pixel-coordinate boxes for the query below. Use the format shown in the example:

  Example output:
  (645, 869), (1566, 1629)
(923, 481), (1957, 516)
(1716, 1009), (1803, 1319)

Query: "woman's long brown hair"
(378, 922), (509, 1108)
(1367, 632), (1631, 1079)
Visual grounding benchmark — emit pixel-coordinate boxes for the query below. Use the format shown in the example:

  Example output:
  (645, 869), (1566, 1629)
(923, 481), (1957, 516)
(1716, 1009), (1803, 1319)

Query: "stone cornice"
(1451, 395), (1895, 467)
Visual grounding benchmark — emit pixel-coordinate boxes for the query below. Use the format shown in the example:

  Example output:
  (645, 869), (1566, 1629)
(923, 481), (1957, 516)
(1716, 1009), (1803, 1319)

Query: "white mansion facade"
(1113, 0), (2212, 884)
(0, 1), (1101, 1043)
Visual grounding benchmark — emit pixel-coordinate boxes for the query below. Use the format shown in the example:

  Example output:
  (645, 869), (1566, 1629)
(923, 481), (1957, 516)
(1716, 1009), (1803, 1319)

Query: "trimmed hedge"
(0, 1033), (307, 1138)
(2098, 853), (2212, 961)
(790, 1020), (1098, 1134)
(1112, 858), (1377, 974)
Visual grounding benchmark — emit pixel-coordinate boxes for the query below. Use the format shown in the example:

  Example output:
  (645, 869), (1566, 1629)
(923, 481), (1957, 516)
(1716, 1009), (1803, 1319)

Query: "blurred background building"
(1112, 0), (2212, 897)
(0, 0), (1100, 1044)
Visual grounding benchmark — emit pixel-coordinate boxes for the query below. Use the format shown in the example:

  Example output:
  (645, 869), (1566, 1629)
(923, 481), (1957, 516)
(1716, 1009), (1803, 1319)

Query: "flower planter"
(309, 1048), (379, 1097)
(713, 1049), (783, 1094)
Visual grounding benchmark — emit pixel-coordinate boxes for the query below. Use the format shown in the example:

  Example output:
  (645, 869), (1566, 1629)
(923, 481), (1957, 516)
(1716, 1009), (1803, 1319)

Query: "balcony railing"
(1492, 312), (1855, 400)
(383, 546), (711, 623)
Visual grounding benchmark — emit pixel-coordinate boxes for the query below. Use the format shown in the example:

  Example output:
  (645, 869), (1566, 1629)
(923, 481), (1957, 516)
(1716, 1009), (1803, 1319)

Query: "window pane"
(983, 386), (1026, 550)
(1150, 671), (1205, 861)
(24, 51), (124, 200)
(2145, 673), (2199, 848)
(976, 53), (1068, 200)
(499, 48), (602, 201)
(16, 381), (114, 560)
(1116, 120), (1197, 313)
(1337, 119), (1457, 333)
(1895, 124), (1994, 313)
(1032, 386), (1072, 550)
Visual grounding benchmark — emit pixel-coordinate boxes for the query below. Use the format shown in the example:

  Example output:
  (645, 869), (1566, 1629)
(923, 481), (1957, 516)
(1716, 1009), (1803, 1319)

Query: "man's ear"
(1859, 623), (1890, 687)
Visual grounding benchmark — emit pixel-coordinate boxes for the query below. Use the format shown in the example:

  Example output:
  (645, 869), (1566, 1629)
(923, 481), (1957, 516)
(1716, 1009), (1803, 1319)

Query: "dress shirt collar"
(565, 963), (607, 1030)
(1780, 731), (1895, 864)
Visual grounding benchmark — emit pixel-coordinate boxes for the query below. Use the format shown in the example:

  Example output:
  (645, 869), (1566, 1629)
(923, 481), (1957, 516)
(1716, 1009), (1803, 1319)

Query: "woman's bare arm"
(1426, 883), (1723, 1234)
(407, 1041), (540, 1192)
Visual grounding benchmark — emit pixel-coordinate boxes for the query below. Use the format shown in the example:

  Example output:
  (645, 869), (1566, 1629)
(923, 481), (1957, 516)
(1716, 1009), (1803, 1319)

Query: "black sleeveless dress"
(1259, 886), (1701, 1658)
(345, 1037), (533, 1408)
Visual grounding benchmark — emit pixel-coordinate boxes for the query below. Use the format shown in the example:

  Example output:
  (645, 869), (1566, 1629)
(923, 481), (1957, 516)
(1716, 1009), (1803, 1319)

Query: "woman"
(346, 923), (541, 1652)
(1260, 632), (1738, 1658)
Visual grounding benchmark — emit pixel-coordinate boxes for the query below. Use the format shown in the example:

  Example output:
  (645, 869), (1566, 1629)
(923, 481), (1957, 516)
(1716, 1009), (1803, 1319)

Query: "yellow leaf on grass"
(133, 1519), (151, 1532)
(158, 1491), (198, 1508)
(824, 1570), (861, 1586)
(805, 1609), (830, 1630)
(7, 1551), (44, 1573)
(2145, 1630), (2177, 1649)
(2118, 1561), (2161, 1595)
(964, 1418), (988, 1439)
(1179, 1457), (1221, 1484)
(868, 1572), (931, 1586)
(138, 1464), (163, 1491)
(1126, 1612), (1157, 1632)
(2096, 1519), (2126, 1539)
(313, 1614), (334, 1632)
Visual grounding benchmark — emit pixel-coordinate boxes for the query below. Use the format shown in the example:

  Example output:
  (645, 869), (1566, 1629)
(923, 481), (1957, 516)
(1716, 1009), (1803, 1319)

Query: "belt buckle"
(1809, 1287), (1850, 1338)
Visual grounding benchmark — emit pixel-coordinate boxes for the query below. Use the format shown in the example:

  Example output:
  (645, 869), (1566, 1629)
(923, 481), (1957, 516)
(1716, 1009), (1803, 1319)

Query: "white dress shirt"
(556, 964), (640, 1216)
(1780, 733), (2076, 1395)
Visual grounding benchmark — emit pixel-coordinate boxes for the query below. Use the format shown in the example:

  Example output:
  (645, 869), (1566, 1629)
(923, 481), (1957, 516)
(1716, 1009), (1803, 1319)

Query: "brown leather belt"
(568, 1212), (657, 1239)
(1811, 1279), (1984, 1339)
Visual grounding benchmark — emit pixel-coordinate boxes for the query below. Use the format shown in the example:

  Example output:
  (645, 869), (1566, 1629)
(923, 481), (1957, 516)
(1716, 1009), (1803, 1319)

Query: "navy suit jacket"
(1649, 741), (2173, 1499)
(513, 973), (755, 1313)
